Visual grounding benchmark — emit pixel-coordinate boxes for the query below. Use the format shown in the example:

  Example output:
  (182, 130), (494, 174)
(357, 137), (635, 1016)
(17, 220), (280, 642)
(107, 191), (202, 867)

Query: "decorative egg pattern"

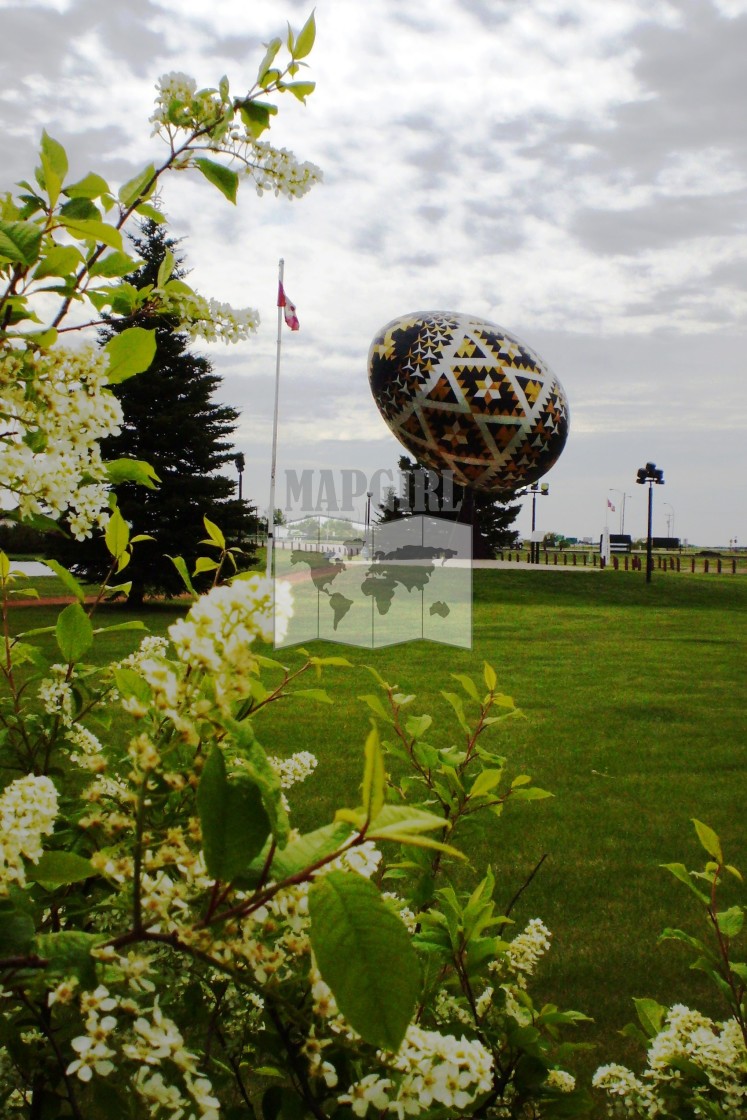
(368, 311), (570, 491)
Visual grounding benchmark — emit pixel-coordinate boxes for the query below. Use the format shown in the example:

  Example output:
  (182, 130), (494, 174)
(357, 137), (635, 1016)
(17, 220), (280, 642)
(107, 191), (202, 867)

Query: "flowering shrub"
(593, 821), (747, 1118)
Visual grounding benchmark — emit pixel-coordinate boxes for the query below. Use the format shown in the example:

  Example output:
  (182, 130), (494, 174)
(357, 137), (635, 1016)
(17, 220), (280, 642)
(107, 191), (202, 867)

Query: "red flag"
(277, 281), (300, 331)
(607, 499), (615, 511)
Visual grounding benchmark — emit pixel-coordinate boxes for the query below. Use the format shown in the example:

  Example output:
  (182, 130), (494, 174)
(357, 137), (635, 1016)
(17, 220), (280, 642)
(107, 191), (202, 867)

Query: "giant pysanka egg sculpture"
(368, 311), (570, 491)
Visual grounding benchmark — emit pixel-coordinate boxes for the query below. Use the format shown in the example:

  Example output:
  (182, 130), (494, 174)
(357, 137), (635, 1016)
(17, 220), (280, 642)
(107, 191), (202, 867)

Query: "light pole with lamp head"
(609, 489), (631, 536)
(529, 482), (549, 563)
(636, 462), (664, 583)
(663, 502), (675, 540)
(234, 453), (245, 547)
(364, 490), (373, 557)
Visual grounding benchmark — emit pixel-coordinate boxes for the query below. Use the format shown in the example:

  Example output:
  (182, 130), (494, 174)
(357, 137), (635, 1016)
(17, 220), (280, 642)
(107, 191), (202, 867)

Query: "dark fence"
(493, 550), (740, 574)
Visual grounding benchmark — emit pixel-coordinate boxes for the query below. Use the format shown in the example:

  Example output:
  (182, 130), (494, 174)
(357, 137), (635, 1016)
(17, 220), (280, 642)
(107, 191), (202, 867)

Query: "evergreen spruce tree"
(378, 455), (523, 559)
(48, 221), (256, 602)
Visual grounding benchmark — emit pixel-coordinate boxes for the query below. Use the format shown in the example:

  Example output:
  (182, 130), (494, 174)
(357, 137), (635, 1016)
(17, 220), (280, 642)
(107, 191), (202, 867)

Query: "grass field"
(6, 566), (746, 1090)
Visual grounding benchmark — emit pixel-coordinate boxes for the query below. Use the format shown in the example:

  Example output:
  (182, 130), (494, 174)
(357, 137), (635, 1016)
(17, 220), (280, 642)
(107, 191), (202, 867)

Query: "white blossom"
(0, 775), (58, 894)
(0, 346), (122, 538)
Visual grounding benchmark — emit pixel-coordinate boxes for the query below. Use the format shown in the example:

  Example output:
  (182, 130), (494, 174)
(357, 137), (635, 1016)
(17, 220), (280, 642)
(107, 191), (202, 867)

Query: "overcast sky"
(2, 0), (746, 545)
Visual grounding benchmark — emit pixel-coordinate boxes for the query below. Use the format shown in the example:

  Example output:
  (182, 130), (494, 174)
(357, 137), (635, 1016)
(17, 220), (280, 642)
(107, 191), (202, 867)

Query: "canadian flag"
(277, 282), (299, 331)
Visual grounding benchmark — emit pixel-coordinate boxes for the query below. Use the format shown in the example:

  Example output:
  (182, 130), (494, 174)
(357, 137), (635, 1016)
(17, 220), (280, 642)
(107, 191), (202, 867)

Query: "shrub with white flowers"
(592, 820), (747, 1118)
(5, 12), (741, 1120)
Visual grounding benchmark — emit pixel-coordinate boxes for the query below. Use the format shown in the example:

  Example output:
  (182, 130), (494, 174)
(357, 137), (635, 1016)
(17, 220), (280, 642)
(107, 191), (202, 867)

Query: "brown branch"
(503, 854), (548, 918)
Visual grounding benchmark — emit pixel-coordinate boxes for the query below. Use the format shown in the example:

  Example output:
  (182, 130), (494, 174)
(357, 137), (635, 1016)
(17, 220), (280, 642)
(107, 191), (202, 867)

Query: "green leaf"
(484, 662), (498, 691)
(441, 690), (471, 734)
(56, 602), (93, 662)
(362, 724), (385, 822)
(202, 515), (226, 549)
(633, 997), (667, 1039)
(293, 688), (332, 703)
(716, 906), (744, 937)
(194, 158), (239, 204)
(0, 903), (35, 955)
(88, 251), (139, 278)
(223, 719), (290, 848)
(0, 219), (43, 266)
(193, 556), (220, 575)
(113, 667), (152, 704)
(60, 197), (100, 221)
(60, 218), (123, 250)
(270, 822), (354, 880)
(104, 326), (156, 384)
(309, 870), (419, 1050)
(404, 713), (432, 739)
(358, 693), (392, 722)
(257, 37), (282, 83)
(105, 507), (130, 559)
(134, 201), (166, 224)
(259, 68), (282, 91)
(32, 245), (82, 279)
(452, 673), (479, 702)
(92, 620), (147, 636)
(470, 768), (504, 798)
(30, 851), (97, 886)
(39, 131), (68, 206)
(44, 559), (86, 603)
(510, 786), (553, 801)
(23, 326), (59, 348)
(692, 819), (723, 863)
(156, 249), (175, 289)
(239, 100), (277, 140)
(293, 10), (317, 59)
(168, 555), (197, 596)
(118, 164), (156, 209)
(105, 458), (159, 488)
(197, 748), (271, 881)
(337, 803), (452, 849)
(41, 131), (68, 180)
(661, 862), (710, 904)
(64, 172), (110, 199)
(282, 81), (316, 103)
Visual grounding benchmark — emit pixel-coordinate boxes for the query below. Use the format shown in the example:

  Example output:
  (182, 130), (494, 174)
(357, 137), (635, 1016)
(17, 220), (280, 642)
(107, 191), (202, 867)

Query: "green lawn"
(6, 567), (746, 1090)
(259, 568), (747, 1080)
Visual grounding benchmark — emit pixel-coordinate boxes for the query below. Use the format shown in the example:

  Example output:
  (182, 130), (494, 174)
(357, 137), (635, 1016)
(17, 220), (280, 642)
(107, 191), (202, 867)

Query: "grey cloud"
(392, 250), (440, 268)
(453, 0), (511, 30)
(417, 204), (447, 222)
(0, 0), (166, 80)
(553, 2), (747, 181)
(572, 190), (747, 254)
(351, 218), (390, 255)
(460, 198), (527, 252)
(86, 0), (166, 77)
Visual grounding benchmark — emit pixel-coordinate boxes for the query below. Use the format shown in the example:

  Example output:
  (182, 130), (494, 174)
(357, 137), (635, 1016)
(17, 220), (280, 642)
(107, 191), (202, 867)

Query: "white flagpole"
(266, 258), (284, 580)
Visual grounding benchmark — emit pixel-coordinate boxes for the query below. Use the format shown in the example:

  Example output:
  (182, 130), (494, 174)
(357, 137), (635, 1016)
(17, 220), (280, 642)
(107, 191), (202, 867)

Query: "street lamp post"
(609, 489), (631, 536)
(235, 453), (245, 547)
(364, 490), (373, 556)
(528, 482), (549, 563)
(663, 502), (675, 539)
(635, 462), (664, 584)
